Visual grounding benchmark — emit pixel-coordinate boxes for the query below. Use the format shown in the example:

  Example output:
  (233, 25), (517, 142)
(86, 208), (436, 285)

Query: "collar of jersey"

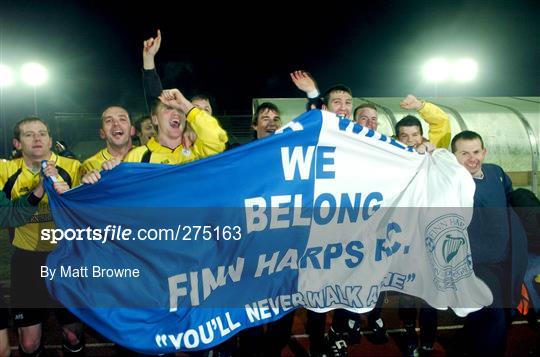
(146, 137), (184, 153)
(100, 148), (113, 161)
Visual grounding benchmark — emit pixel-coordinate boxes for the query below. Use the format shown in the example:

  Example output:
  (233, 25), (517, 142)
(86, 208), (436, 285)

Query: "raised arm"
(160, 89), (228, 156)
(143, 29), (161, 70)
(142, 29), (164, 109)
(400, 94), (451, 149)
(290, 70), (322, 110)
(159, 88), (194, 114)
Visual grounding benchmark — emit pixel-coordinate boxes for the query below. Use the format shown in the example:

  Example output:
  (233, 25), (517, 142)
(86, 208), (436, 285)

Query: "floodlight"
(452, 58), (478, 82)
(21, 62), (48, 86)
(423, 58), (450, 82)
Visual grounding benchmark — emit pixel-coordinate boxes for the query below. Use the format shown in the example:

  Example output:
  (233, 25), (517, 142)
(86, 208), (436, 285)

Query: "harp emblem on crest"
(442, 235), (465, 264)
(425, 214), (473, 291)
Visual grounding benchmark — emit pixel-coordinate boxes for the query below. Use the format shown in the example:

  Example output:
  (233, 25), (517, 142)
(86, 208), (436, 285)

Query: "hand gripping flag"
(45, 110), (492, 354)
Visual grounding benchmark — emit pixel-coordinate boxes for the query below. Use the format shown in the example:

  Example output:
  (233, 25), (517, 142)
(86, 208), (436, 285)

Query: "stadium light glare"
(452, 58), (478, 82)
(0, 64), (14, 87)
(423, 58), (450, 82)
(21, 62), (48, 86)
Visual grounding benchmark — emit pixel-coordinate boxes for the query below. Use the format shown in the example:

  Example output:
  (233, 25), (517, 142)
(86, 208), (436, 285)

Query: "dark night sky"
(0, 0), (538, 117)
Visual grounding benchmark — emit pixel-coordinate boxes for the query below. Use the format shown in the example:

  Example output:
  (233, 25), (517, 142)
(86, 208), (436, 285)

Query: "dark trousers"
(461, 262), (509, 356)
(463, 308), (507, 356)
(398, 294), (438, 346)
(306, 310), (327, 352)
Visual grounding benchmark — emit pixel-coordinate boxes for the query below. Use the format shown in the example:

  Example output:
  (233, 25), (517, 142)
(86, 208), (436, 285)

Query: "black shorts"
(10, 248), (79, 328)
(0, 281), (8, 329)
(0, 295), (8, 330)
(0, 309), (8, 330)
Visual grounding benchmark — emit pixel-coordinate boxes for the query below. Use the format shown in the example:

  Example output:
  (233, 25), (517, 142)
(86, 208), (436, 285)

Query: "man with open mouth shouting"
(81, 106), (136, 176)
(122, 88), (227, 164)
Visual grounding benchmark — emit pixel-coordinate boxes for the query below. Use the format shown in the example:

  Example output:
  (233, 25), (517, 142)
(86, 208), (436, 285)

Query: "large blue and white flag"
(45, 109), (492, 354)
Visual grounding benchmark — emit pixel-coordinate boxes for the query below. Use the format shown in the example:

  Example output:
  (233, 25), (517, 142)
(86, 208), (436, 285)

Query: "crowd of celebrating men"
(0, 30), (538, 357)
